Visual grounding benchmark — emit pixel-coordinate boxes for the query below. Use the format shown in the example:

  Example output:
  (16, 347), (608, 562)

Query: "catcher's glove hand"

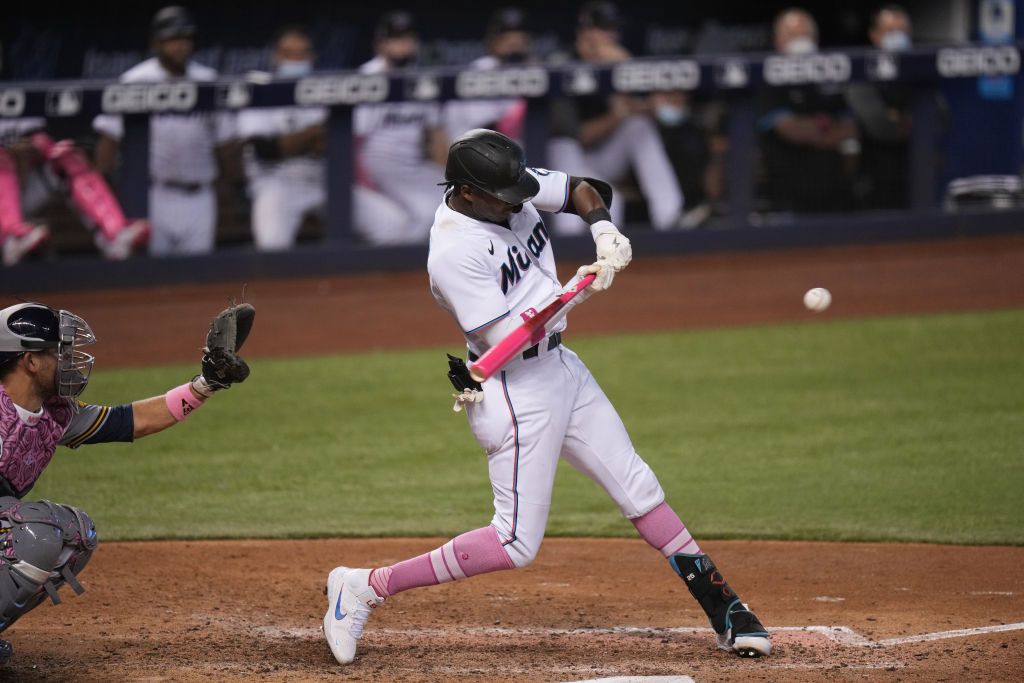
(191, 303), (255, 397)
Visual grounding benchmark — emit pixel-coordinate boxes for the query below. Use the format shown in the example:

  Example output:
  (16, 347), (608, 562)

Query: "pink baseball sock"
(369, 525), (516, 598)
(631, 501), (702, 557)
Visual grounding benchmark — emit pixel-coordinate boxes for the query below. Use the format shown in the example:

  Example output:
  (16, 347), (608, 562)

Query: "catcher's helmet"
(444, 129), (540, 205)
(0, 303), (96, 398)
(151, 6), (196, 41)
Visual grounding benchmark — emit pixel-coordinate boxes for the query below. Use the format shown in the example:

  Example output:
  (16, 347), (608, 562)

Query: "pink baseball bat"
(469, 273), (596, 382)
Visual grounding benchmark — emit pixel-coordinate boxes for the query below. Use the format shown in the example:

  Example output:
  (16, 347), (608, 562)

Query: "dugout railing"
(1, 43), (1022, 292)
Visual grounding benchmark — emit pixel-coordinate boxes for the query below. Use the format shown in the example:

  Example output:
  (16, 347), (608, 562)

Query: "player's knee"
(504, 534), (543, 568)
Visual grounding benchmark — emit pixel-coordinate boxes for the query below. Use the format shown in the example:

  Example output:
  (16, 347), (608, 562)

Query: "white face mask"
(880, 30), (911, 52)
(276, 60), (312, 78)
(655, 104), (689, 127)
(783, 36), (817, 55)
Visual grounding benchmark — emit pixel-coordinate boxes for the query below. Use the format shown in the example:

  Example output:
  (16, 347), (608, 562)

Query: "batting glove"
(592, 220), (632, 272)
(578, 261), (615, 292)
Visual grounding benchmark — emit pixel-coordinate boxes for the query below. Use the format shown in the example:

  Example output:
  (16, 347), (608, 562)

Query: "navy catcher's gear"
(0, 497), (98, 633)
(444, 129), (540, 206)
(0, 303), (96, 398)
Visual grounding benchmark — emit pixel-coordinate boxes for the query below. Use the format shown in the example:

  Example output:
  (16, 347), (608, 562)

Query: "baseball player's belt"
(157, 180), (205, 193)
(468, 331), (561, 362)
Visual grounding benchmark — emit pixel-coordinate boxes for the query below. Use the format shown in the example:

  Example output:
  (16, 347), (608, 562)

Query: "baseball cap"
(375, 11), (417, 40)
(151, 6), (196, 41)
(578, 1), (620, 30)
(487, 8), (530, 37)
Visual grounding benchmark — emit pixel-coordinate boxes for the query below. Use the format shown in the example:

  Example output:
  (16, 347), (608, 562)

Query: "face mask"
(783, 37), (817, 55)
(500, 51), (529, 64)
(655, 104), (689, 127)
(276, 60), (312, 78)
(880, 30), (911, 52)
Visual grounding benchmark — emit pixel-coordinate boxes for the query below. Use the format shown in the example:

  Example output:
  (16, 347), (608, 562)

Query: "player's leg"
(0, 147), (49, 266)
(584, 115), (684, 231)
(351, 185), (411, 246)
(386, 161), (445, 242)
(545, 136), (625, 236)
(324, 356), (571, 665)
(250, 178), (301, 251)
(557, 347), (771, 657)
(29, 132), (148, 258)
(0, 497), (99, 664)
(162, 188), (216, 256)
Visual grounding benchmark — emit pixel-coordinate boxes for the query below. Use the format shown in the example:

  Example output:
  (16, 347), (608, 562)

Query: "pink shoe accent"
(0, 147), (29, 237)
(631, 501), (702, 557)
(374, 526), (515, 597)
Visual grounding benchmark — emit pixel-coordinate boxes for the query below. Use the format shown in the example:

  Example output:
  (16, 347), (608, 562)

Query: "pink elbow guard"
(165, 383), (205, 421)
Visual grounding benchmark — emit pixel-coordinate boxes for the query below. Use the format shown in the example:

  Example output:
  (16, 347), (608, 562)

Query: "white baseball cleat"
(2, 224), (49, 266)
(323, 566), (384, 665)
(97, 219), (150, 260)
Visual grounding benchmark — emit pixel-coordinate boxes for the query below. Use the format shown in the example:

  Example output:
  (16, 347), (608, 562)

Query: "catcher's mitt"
(197, 303), (255, 393)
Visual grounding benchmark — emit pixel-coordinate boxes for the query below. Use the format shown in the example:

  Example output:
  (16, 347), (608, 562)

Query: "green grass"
(32, 309), (1024, 545)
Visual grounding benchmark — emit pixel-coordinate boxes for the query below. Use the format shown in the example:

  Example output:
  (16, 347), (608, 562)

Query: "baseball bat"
(469, 273), (596, 382)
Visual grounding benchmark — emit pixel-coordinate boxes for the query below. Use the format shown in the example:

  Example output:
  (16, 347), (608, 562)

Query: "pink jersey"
(0, 385), (74, 497)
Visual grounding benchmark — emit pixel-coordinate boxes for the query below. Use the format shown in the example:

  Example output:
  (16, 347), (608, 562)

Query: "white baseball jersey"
(236, 106), (326, 183)
(444, 56), (523, 141)
(428, 167), (571, 358)
(93, 58), (236, 184)
(427, 167), (665, 568)
(355, 56), (442, 165)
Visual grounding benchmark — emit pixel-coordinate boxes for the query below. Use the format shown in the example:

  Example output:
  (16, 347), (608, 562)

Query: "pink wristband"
(165, 383), (205, 421)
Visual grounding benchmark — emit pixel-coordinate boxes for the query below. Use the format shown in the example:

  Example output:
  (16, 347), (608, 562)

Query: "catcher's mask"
(0, 303), (96, 398)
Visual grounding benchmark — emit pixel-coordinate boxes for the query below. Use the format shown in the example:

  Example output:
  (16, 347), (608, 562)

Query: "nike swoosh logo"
(488, 241), (495, 255)
(335, 591), (346, 621)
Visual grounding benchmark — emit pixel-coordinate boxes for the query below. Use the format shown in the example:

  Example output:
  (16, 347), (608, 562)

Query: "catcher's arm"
(131, 303), (255, 437)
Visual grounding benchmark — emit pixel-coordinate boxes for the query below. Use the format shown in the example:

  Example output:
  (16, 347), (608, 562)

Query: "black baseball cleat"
(0, 639), (12, 666)
(670, 553), (772, 657)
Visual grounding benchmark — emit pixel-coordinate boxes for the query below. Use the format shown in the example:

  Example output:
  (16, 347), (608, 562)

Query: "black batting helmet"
(444, 129), (539, 205)
(151, 6), (196, 41)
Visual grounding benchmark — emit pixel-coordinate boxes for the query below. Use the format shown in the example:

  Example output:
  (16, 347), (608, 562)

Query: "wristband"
(583, 208), (611, 225)
(165, 382), (205, 422)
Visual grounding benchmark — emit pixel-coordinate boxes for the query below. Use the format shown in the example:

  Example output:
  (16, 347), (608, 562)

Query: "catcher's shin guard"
(669, 553), (771, 657)
(0, 498), (98, 633)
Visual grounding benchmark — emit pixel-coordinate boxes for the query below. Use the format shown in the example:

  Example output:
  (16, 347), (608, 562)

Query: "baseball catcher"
(0, 301), (254, 665)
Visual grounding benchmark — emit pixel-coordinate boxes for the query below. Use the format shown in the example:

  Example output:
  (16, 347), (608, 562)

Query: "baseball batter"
(323, 129), (771, 665)
(0, 301), (253, 666)
(93, 7), (237, 256)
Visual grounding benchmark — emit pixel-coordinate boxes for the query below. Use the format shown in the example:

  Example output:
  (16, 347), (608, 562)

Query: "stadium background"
(2, 0), (1024, 680)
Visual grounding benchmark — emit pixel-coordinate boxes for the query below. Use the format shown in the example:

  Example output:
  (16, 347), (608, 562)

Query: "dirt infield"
(7, 234), (1024, 681)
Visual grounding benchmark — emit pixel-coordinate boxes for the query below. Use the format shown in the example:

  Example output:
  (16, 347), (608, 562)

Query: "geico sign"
(764, 54), (852, 85)
(102, 83), (198, 113)
(0, 90), (26, 117)
(456, 68), (548, 98)
(295, 75), (389, 105)
(937, 46), (1020, 77)
(613, 61), (700, 91)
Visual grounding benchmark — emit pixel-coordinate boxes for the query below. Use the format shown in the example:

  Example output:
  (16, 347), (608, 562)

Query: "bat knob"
(469, 368), (487, 383)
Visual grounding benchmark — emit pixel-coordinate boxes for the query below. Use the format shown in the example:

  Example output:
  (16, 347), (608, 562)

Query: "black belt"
(157, 180), (205, 193)
(468, 332), (561, 363)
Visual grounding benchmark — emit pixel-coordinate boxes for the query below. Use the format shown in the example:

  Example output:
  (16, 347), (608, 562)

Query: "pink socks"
(631, 501), (702, 557)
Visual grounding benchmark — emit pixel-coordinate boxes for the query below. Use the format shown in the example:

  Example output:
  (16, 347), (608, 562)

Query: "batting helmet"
(151, 6), (196, 41)
(0, 303), (96, 398)
(444, 129), (540, 205)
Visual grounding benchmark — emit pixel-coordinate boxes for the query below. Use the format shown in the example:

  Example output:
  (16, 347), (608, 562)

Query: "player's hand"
(191, 303), (255, 397)
(578, 261), (615, 292)
(452, 388), (484, 413)
(592, 220), (631, 271)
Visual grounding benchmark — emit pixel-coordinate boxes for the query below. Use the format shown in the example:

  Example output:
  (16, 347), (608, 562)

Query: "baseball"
(803, 287), (832, 312)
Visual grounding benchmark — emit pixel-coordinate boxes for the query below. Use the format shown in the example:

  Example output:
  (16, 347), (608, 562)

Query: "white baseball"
(803, 287), (832, 313)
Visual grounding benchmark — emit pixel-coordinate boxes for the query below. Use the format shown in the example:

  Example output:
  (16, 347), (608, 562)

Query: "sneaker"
(2, 224), (49, 266)
(323, 567), (384, 665)
(97, 219), (150, 260)
(669, 553), (772, 657)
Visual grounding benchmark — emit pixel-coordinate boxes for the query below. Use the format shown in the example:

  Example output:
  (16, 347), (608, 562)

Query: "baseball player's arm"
(93, 135), (120, 176)
(427, 126), (448, 167)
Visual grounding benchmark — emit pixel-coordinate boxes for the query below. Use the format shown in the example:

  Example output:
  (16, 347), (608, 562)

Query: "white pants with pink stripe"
(467, 345), (666, 567)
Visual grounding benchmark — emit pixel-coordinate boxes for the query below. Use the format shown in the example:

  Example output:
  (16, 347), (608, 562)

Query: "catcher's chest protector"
(0, 386), (74, 496)
(0, 498), (97, 632)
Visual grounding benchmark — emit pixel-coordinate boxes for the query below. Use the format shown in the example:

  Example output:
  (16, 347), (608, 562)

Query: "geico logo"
(937, 46), (1020, 77)
(613, 61), (700, 91)
(456, 68), (549, 98)
(764, 54), (852, 85)
(0, 90), (26, 117)
(295, 75), (389, 105)
(102, 83), (198, 113)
